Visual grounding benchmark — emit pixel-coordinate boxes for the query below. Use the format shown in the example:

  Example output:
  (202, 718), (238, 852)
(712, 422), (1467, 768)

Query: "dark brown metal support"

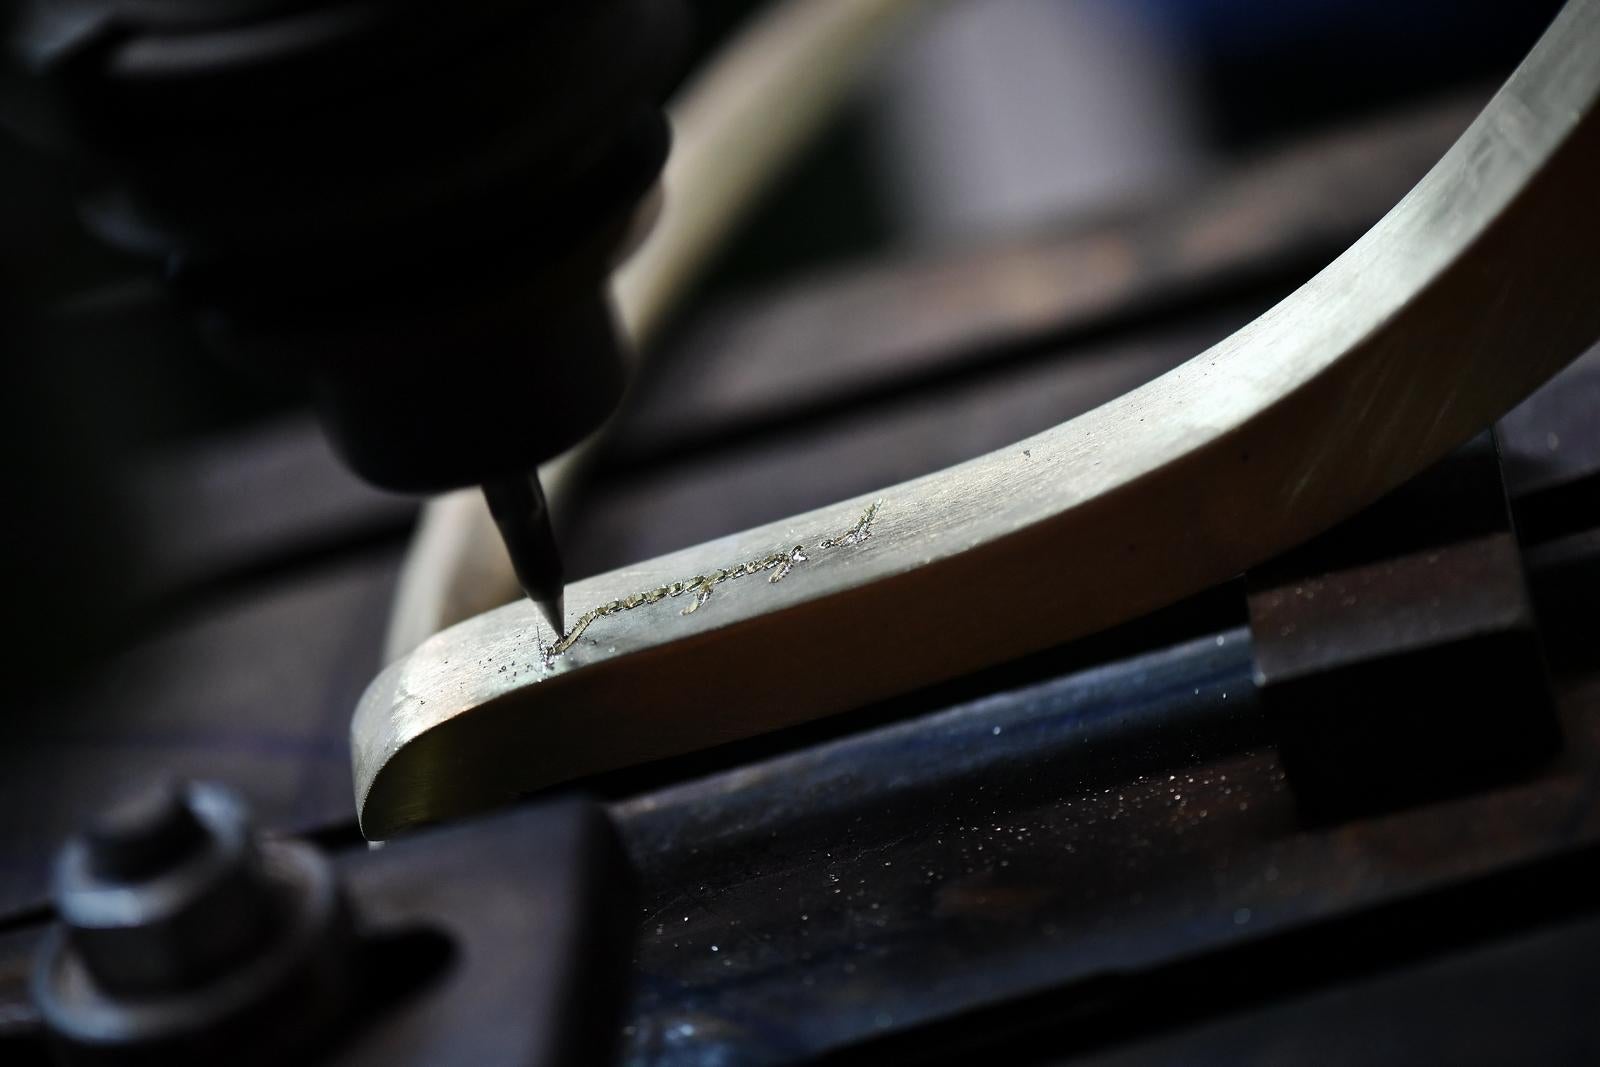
(1249, 433), (1560, 822)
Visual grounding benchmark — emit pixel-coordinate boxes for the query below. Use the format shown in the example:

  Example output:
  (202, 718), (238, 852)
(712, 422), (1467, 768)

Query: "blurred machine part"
(2, 0), (688, 632)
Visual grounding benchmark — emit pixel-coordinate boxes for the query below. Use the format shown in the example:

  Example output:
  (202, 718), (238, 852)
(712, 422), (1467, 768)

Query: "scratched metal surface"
(610, 616), (1600, 1065)
(614, 627), (1266, 1063)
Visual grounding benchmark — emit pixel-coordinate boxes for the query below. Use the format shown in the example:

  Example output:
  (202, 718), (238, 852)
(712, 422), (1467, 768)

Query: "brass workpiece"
(354, 0), (1600, 840)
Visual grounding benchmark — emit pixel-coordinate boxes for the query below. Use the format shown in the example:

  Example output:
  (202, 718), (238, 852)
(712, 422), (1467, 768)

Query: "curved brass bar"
(356, 0), (1600, 838)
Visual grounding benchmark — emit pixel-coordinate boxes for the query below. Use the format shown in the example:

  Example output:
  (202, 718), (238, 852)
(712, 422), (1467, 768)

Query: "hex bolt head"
(54, 782), (275, 995)
(82, 779), (207, 881)
(35, 780), (354, 1063)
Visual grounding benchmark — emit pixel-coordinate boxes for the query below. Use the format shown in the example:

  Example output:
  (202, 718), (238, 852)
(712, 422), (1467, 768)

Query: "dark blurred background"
(2, 0), (1565, 442)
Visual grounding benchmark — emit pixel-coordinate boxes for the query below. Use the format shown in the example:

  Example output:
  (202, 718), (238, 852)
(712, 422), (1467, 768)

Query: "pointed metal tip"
(482, 471), (568, 638)
(538, 591), (565, 637)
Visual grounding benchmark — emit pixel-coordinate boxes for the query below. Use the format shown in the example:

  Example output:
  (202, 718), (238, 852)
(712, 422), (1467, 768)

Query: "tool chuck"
(2, 0), (685, 629)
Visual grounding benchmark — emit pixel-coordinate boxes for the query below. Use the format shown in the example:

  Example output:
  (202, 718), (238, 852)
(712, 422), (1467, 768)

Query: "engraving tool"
(1, 0), (685, 637)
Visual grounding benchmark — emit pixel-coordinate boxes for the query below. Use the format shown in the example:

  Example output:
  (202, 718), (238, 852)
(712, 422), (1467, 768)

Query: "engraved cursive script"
(546, 501), (882, 658)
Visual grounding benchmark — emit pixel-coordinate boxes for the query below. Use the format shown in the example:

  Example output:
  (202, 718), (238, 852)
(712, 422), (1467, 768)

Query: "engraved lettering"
(545, 501), (882, 659)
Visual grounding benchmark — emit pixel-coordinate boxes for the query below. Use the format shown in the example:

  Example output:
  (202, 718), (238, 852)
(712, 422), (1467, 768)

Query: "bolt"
(55, 781), (274, 994)
(82, 779), (206, 881)
(34, 780), (353, 1062)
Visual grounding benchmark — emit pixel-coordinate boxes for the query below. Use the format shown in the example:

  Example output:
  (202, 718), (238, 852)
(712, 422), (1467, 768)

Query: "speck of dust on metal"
(544, 501), (883, 660)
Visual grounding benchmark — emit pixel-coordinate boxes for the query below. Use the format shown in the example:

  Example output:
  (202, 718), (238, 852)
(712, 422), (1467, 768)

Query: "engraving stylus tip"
(482, 471), (567, 637)
(540, 590), (566, 636)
